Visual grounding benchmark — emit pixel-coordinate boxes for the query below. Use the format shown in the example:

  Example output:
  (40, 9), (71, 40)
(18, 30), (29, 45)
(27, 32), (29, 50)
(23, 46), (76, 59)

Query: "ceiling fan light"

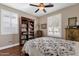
(38, 7), (44, 10)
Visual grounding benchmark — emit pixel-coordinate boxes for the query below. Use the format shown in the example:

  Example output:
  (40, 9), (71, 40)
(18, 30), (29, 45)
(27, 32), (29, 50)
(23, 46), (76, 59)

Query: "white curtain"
(1, 9), (18, 35)
(47, 14), (62, 37)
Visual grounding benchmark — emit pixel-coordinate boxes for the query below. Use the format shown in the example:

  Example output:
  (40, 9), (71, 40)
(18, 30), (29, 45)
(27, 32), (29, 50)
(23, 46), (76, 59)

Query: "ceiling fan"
(29, 3), (54, 13)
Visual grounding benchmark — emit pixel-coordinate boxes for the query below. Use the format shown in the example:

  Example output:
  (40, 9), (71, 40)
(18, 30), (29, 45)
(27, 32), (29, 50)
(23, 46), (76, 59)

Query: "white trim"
(0, 43), (19, 50)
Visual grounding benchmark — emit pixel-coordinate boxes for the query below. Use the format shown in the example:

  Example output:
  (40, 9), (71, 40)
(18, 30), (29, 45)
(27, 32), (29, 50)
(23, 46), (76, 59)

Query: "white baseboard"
(0, 43), (19, 50)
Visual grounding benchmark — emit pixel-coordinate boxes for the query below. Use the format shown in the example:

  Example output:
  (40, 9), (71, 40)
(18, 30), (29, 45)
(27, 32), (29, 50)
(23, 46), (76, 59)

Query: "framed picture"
(41, 24), (47, 29)
(68, 17), (77, 27)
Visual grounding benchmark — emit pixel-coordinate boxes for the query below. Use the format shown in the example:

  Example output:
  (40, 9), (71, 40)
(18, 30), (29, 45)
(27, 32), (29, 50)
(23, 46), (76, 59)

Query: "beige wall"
(38, 16), (47, 36)
(38, 4), (79, 39)
(0, 4), (38, 47)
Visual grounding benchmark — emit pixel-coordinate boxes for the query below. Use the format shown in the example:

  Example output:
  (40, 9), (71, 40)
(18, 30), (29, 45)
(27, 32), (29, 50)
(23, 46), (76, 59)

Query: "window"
(1, 9), (18, 35)
(47, 14), (62, 37)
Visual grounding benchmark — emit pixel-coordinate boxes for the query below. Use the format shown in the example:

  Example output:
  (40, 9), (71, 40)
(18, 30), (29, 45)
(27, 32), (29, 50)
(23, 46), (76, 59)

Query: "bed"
(22, 37), (79, 56)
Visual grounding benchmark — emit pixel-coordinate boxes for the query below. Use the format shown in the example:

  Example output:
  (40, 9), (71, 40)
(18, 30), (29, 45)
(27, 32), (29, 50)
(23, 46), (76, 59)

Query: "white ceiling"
(2, 3), (76, 17)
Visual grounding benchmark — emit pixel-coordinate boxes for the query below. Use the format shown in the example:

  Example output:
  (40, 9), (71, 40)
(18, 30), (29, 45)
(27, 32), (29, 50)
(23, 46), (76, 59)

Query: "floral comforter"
(22, 37), (79, 56)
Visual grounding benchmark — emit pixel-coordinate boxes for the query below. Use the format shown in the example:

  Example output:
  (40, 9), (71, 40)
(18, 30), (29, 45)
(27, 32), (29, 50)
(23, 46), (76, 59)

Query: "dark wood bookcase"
(19, 17), (34, 46)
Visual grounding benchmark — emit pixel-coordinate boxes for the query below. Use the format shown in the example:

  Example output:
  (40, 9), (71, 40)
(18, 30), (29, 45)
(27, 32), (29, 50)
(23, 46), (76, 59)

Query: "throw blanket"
(22, 37), (79, 56)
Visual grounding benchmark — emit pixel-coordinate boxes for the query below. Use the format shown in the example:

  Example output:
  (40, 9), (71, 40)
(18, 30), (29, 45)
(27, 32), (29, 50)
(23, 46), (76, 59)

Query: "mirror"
(68, 17), (77, 27)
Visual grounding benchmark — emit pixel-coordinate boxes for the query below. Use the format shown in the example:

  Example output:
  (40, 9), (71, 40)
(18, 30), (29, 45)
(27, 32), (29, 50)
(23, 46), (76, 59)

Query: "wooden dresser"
(65, 28), (79, 42)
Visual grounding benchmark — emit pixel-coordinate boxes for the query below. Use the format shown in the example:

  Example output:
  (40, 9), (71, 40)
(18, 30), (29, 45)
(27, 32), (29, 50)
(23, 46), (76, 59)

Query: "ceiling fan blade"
(45, 4), (54, 7)
(35, 9), (39, 13)
(43, 9), (46, 13)
(30, 4), (38, 7)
